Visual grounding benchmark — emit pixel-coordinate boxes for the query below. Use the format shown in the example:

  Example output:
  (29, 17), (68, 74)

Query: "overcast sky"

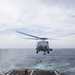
(0, 0), (75, 48)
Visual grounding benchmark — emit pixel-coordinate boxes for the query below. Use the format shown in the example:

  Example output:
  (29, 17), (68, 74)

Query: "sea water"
(0, 48), (75, 75)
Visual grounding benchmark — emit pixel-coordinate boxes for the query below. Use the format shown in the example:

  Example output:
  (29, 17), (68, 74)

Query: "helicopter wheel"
(36, 51), (38, 54)
(47, 51), (49, 54)
(44, 52), (46, 55)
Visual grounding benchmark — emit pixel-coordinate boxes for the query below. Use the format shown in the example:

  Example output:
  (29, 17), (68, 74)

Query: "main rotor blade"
(24, 38), (39, 40)
(16, 31), (40, 39)
(61, 33), (75, 36)
(47, 38), (59, 40)
(51, 32), (75, 38)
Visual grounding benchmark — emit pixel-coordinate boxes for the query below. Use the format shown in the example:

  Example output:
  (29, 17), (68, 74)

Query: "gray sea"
(0, 48), (75, 75)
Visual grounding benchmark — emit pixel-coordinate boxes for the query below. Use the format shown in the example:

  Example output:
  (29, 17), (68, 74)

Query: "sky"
(0, 0), (75, 48)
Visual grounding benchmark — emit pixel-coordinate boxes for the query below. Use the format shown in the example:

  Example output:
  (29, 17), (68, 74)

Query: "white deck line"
(6, 70), (13, 75)
(30, 69), (35, 75)
(54, 70), (60, 75)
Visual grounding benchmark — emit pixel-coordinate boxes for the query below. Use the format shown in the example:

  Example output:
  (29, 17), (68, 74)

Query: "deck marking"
(30, 69), (35, 75)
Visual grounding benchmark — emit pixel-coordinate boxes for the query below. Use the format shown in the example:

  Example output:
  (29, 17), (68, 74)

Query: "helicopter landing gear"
(50, 49), (52, 51)
(44, 52), (46, 55)
(36, 51), (38, 54)
(47, 51), (49, 54)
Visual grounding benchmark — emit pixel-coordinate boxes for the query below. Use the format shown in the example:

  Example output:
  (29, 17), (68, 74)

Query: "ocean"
(0, 48), (75, 75)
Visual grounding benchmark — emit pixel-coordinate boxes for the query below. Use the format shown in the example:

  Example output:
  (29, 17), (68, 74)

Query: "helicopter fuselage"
(36, 41), (52, 55)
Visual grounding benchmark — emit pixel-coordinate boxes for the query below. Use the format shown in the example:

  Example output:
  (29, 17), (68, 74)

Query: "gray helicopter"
(16, 31), (53, 55)
(16, 31), (75, 55)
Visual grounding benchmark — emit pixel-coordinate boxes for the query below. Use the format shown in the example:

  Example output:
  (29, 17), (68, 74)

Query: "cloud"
(39, 0), (75, 8)
(0, 0), (75, 48)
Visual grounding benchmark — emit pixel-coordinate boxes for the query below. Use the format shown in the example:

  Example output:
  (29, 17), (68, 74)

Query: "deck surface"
(6, 69), (60, 75)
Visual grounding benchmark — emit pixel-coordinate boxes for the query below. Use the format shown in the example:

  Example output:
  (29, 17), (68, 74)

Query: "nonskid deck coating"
(6, 69), (60, 75)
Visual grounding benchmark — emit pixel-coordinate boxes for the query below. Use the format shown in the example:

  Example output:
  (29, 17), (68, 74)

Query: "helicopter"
(16, 31), (53, 55)
(16, 31), (75, 55)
